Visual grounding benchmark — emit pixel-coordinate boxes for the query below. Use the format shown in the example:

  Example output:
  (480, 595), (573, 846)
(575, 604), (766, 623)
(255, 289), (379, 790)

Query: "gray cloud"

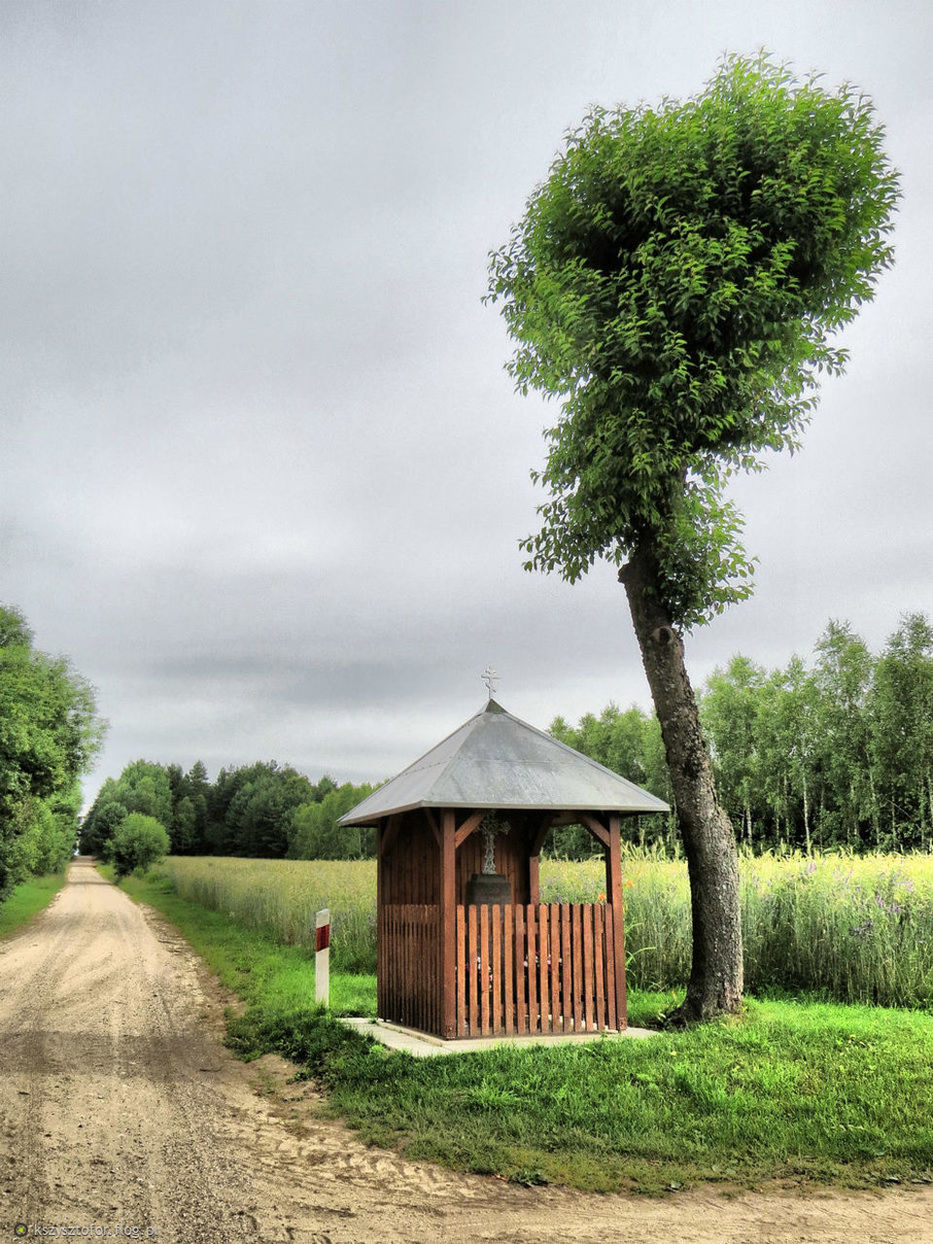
(1, 1), (930, 801)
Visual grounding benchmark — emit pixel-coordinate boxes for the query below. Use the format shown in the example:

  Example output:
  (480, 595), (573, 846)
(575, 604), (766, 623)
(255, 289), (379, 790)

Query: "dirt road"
(0, 859), (930, 1243)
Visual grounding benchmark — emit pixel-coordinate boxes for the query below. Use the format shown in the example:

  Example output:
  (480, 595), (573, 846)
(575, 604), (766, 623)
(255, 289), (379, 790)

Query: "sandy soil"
(1, 858), (931, 1243)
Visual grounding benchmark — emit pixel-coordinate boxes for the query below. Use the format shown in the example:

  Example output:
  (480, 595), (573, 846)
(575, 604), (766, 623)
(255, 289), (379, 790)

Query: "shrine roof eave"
(341, 799), (662, 827)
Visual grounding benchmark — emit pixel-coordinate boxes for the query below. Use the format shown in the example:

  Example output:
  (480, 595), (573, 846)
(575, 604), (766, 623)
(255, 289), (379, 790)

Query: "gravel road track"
(1, 858), (930, 1243)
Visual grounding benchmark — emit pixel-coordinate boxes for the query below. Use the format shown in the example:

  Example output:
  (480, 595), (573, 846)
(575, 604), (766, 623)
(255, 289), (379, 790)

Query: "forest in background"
(556, 613), (933, 857)
(80, 760), (375, 862)
(80, 612), (933, 862)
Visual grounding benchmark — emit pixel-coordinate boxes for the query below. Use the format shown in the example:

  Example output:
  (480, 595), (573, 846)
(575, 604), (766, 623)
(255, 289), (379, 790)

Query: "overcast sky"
(2, 0), (930, 805)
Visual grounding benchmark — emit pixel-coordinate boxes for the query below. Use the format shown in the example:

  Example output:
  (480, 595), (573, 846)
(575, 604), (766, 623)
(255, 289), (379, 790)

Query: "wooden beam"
(439, 809), (457, 1039)
(530, 812), (553, 857)
(424, 807), (441, 847)
(381, 813), (402, 857)
(454, 809), (485, 850)
(580, 814), (610, 849)
(606, 813), (626, 1030)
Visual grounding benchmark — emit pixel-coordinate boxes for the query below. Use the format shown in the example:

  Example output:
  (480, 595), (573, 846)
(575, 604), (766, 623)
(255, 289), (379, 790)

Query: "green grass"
(108, 863), (933, 1194)
(0, 871), (67, 938)
(310, 1000), (933, 1193)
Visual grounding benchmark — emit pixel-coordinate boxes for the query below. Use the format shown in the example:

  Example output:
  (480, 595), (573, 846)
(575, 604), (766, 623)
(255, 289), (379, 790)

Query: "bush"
(108, 813), (171, 879)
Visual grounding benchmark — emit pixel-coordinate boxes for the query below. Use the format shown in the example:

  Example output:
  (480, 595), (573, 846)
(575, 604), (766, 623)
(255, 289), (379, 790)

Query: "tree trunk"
(620, 545), (743, 1022)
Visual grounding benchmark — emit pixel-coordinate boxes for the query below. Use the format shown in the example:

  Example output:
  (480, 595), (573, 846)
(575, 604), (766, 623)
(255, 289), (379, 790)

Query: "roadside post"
(315, 908), (330, 1007)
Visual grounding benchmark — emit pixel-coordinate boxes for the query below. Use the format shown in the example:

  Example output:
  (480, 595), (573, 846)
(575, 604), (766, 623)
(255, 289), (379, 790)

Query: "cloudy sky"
(2, 0), (930, 803)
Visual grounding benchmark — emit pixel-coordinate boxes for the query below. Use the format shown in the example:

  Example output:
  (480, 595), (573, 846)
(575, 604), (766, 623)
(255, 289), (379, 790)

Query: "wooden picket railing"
(378, 901), (625, 1038)
(455, 902), (623, 1037)
(378, 904), (440, 1036)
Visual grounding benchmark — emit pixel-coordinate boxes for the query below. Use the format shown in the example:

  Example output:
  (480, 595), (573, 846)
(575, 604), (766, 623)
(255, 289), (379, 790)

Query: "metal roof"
(338, 699), (670, 824)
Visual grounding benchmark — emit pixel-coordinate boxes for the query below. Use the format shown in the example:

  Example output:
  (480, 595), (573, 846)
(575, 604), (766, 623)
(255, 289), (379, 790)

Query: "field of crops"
(159, 851), (933, 1007)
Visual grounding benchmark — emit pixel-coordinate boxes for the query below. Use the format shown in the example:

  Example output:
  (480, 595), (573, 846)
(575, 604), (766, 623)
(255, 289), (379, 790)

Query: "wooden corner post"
(439, 808), (457, 1039)
(375, 819), (383, 1021)
(527, 814), (552, 906)
(606, 813), (627, 1030)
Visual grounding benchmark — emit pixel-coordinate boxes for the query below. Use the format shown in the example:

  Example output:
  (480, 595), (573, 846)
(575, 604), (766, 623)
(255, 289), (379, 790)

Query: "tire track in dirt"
(1, 858), (931, 1243)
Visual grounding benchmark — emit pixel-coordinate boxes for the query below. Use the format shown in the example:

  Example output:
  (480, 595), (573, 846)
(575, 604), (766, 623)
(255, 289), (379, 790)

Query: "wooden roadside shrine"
(339, 698), (669, 1040)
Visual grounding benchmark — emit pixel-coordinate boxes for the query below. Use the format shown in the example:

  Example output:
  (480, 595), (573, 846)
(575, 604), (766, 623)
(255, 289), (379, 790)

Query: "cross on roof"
(481, 665), (500, 699)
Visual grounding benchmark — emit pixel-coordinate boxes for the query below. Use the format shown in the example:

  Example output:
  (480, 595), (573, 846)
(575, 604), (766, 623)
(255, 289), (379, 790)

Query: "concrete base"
(339, 1016), (659, 1057)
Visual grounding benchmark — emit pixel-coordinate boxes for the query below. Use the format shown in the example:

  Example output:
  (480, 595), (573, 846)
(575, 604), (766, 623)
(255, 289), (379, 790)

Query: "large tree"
(487, 54), (898, 1020)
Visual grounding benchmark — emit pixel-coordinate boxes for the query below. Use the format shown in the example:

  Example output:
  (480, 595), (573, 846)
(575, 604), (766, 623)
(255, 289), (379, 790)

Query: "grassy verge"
(102, 863), (375, 1017)
(0, 871), (67, 938)
(110, 864), (933, 1195)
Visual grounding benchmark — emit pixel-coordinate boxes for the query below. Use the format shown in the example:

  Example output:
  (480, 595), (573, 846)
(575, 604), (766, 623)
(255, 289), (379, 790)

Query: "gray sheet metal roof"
(338, 699), (670, 824)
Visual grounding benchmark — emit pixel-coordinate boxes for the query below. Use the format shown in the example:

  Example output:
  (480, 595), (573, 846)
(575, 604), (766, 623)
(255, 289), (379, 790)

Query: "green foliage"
(108, 812), (171, 879)
(0, 871), (68, 939)
(83, 759), (344, 859)
(0, 606), (33, 648)
(813, 620), (875, 843)
(487, 53), (898, 626)
(870, 613), (933, 848)
(224, 763), (315, 857)
(80, 762), (173, 853)
(168, 758), (210, 853)
(288, 782), (376, 860)
(557, 612), (933, 855)
(204, 761), (315, 856)
(700, 655), (765, 844)
(548, 705), (672, 855)
(690, 613), (933, 853)
(79, 797), (128, 856)
(0, 604), (104, 899)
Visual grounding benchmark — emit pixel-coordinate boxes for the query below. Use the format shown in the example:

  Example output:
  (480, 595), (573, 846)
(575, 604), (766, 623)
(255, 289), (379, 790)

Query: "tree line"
(80, 611), (932, 865)
(79, 758), (376, 861)
(0, 605), (104, 900)
(551, 613), (933, 858)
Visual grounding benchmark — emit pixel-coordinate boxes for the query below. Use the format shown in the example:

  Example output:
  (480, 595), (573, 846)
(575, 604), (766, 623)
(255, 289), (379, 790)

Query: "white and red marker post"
(314, 908), (330, 1007)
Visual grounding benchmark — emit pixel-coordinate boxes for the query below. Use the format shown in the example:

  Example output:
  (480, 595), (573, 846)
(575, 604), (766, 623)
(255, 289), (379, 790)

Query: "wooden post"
(376, 820), (384, 1020)
(528, 855), (540, 906)
(439, 808), (457, 1038)
(606, 813), (627, 1029)
(315, 909), (330, 1006)
(528, 814), (551, 906)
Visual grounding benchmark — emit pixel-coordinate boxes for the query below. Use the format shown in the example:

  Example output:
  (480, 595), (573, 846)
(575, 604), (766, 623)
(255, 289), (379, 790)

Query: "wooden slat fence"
(455, 903), (622, 1037)
(379, 904), (440, 1034)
